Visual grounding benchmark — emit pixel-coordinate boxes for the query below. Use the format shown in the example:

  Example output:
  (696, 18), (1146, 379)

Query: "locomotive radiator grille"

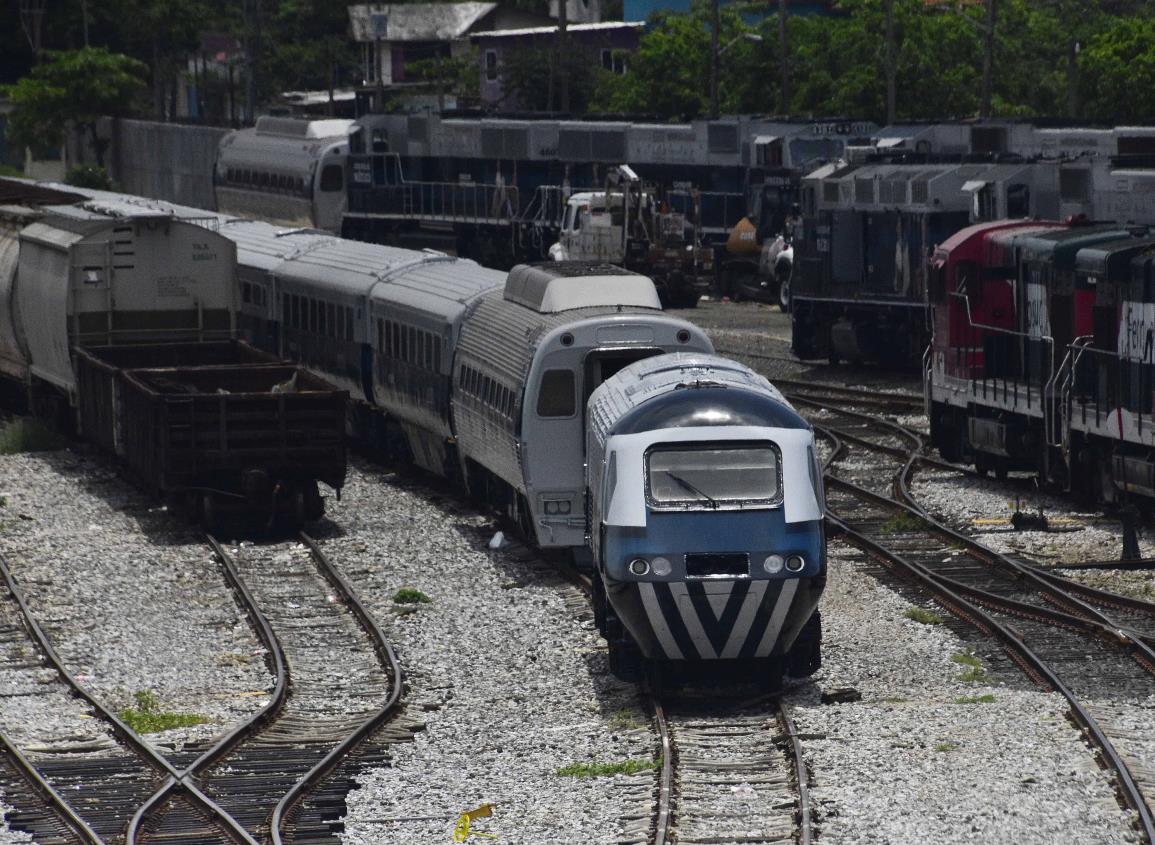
(685, 553), (750, 578)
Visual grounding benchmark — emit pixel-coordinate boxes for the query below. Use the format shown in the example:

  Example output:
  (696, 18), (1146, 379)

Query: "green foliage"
(0, 419), (64, 454)
(497, 45), (603, 113)
(556, 758), (658, 777)
(880, 513), (922, 534)
(0, 165), (23, 178)
(64, 165), (113, 190)
(954, 694), (996, 704)
(407, 51), (481, 106)
(903, 606), (944, 625)
(4, 47), (146, 165)
(934, 741), (958, 752)
(392, 587), (431, 605)
(1080, 16), (1155, 122)
(951, 650), (987, 682)
(118, 690), (209, 734)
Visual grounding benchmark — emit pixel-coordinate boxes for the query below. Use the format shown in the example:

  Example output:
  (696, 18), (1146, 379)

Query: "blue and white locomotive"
(586, 353), (826, 682)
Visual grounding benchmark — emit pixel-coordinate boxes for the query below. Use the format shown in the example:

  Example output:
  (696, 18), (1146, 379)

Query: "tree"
(1079, 16), (1155, 122)
(4, 47), (147, 167)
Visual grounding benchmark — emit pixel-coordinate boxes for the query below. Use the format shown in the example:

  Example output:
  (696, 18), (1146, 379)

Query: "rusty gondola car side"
(74, 343), (346, 524)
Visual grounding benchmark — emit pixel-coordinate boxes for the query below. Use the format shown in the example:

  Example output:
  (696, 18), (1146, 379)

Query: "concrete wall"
(105, 118), (230, 209)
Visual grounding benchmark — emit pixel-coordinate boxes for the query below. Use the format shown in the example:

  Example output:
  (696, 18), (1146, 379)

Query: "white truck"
(548, 166), (711, 308)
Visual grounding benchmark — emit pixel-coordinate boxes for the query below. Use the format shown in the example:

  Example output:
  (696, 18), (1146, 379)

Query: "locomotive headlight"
(785, 554), (806, 573)
(629, 558), (651, 576)
(651, 556), (672, 577)
(763, 554), (784, 574)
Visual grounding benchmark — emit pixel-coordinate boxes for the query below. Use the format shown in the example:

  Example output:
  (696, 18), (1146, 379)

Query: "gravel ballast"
(320, 463), (655, 845)
(791, 542), (1141, 845)
(0, 448), (270, 754)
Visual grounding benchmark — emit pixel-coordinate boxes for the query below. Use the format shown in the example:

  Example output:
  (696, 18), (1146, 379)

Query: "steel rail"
(269, 532), (405, 844)
(775, 700), (812, 845)
(0, 552), (258, 845)
(650, 696), (673, 845)
(126, 533), (289, 845)
(814, 413), (1155, 654)
(0, 730), (106, 845)
(827, 510), (1155, 843)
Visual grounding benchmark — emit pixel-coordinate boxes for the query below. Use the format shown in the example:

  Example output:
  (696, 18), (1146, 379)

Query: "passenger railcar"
(215, 116), (354, 232)
(586, 353), (825, 682)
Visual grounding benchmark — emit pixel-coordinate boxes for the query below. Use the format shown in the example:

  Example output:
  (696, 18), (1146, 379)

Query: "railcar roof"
(1075, 235), (1155, 277)
(935, 219), (1049, 256)
(1016, 225), (1132, 266)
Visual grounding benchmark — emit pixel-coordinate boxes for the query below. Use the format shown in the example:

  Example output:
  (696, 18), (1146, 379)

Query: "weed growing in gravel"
(392, 587), (431, 604)
(0, 419), (63, 454)
(903, 606), (944, 625)
(934, 741), (958, 752)
(556, 759), (657, 778)
(118, 690), (209, 734)
(608, 708), (644, 730)
(879, 513), (922, 534)
(954, 694), (996, 704)
(951, 650), (987, 682)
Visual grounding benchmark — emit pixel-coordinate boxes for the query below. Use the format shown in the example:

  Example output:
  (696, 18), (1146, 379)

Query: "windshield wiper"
(664, 470), (719, 509)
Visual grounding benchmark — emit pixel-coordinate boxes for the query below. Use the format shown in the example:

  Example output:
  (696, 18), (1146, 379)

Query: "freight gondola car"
(0, 193), (348, 524)
(586, 353), (825, 682)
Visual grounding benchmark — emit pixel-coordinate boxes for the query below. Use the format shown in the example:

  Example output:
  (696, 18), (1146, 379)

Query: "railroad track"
(0, 532), (412, 845)
(813, 416), (1155, 842)
(536, 546), (812, 845)
(649, 693), (810, 845)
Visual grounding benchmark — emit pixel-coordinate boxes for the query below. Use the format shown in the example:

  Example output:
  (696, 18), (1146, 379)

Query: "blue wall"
(623, 0), (835, 24)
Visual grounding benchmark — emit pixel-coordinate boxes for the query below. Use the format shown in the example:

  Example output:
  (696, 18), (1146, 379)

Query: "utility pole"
(710, 0), (719, 118)
(884, 0), (895, 124)
(243, 0), (263, 124)
(778, 0), (790, 114)
(980, 0), (997, 118)
(81, 0), (90, 46)
(558, 0), (569, 113)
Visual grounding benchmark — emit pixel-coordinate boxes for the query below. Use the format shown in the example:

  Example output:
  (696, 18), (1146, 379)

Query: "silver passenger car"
(452, 263), (713, 549)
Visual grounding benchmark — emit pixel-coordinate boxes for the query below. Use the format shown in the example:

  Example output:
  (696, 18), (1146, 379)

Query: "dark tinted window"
(320, 164), (343, 192)
(537, 369), (575, 417)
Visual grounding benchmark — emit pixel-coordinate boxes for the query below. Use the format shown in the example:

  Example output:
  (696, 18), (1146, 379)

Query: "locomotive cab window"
(646, 443), (781, 510)
(537, 369), (576, 417)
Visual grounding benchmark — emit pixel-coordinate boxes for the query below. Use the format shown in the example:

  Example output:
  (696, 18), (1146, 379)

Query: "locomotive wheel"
(607, 635), (642, 682)
(786, 611), (822, 678)
(199, 494), (216, 529)
(778, 279), (791, 313)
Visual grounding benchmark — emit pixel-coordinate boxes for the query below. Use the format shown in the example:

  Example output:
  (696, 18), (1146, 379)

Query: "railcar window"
(377, 319), (384, 350)
(424, 334), (433, 369)
(346, 308), (354, 341)
(283, 294), (290, 324)
(320, 164), (344, 192)
(408, 326), (417, 363)
(327, 303), (336, 338)
(647, 445), (781, 510)
(242, 283), (252, 305)
(433, 343), (441, 373)
(537, 369), (576, 417)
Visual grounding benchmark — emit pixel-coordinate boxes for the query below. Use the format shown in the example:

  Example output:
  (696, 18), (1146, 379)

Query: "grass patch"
(392, 587), (431, 604)
(954, 694), (996, 704)
(608, 708), (644, 730)
(879, 513), (923, 534)
(951, 650), (987, 682)
(0, 419), (64, 454)
(904, 606), (944, 625)
(556, 758), (658, 778)
(934, 741), (958, 752)
(0, 165), (23, 178)
(118, 690), (209, 734)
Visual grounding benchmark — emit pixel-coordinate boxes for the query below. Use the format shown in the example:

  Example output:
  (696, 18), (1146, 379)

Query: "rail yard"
(0, 291), (1151, 844)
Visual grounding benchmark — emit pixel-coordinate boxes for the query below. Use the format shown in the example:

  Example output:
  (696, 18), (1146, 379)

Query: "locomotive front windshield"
(646, 444), (781, 510)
